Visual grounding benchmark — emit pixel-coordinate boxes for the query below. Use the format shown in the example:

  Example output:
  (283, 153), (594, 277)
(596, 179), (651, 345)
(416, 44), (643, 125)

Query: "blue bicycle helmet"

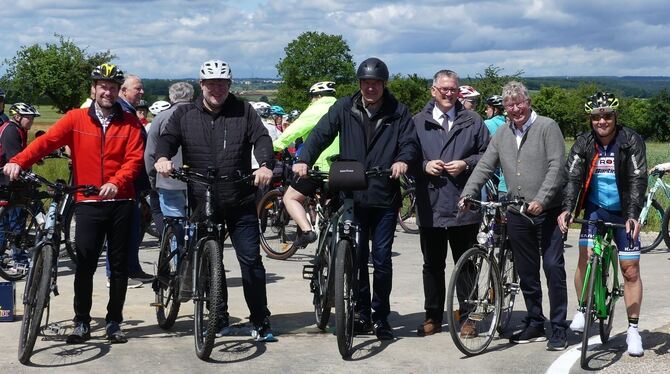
(271, 105), (286, 116)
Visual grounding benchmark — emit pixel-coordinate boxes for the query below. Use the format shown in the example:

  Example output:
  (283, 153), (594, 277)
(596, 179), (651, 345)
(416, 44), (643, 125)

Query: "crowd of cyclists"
(0, 57), (656, 360)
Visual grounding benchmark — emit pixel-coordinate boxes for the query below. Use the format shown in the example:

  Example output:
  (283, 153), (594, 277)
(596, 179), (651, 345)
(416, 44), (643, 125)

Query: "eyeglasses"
(432, 86), (458, 95)
(504, 100), (529, 111)
(590, 113), (615, 121)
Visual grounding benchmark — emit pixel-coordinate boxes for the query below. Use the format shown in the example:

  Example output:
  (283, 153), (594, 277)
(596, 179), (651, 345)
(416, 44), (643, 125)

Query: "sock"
(628, 317), (639, 329)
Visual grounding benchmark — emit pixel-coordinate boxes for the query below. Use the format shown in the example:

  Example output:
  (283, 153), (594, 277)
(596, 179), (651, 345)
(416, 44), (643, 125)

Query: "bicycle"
(397, 174), (418, 234)
(152, 166), (252, 360)
(638, 169), (669, 252)
(572, 217), (626, 370)
(14, 171), (97, 364)
(445, 196), (526, 356)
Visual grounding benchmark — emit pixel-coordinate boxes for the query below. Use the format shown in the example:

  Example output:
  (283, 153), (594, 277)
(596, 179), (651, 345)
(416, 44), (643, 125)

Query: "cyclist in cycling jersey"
(272, 81), (338, 248)
(557, 92), (646, 357)
(458, 85), (481, 111)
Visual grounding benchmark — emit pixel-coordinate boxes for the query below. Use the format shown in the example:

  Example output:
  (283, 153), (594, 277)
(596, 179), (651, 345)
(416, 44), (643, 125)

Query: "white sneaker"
(626, 326), (644, 357)
(569, 311), (585, 333)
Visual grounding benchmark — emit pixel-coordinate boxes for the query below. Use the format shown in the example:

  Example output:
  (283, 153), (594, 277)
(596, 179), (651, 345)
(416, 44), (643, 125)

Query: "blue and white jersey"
(587, 142), (620, 211)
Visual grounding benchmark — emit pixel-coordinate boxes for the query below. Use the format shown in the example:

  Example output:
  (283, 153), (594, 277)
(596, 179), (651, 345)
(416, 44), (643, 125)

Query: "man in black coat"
(294, 57), (418, 340)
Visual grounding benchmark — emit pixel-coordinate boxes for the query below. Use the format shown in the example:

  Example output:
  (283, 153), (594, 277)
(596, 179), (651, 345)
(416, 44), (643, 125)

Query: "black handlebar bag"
(328, 161), (367, 191)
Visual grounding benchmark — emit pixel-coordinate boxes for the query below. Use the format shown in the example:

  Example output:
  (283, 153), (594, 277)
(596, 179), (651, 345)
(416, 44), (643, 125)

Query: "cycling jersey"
(587, 141), (620, 211)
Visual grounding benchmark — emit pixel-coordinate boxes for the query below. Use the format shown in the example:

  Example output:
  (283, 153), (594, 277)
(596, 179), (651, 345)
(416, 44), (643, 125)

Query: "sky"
(1, 0), (669, 80)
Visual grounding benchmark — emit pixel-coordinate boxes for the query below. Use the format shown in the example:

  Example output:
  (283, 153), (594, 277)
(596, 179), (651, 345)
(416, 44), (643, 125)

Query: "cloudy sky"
(1, 0), (669, 79)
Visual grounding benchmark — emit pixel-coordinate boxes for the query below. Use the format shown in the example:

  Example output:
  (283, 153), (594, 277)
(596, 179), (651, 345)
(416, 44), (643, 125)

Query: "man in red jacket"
(3, 63), (145, 344)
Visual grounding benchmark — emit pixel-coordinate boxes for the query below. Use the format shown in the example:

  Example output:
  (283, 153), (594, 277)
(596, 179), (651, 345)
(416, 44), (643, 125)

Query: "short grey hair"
(501, 80), (529, 103)
(432, 69), (459, 86)
(169, 82), (195, 103)
(122, 74), (142, 89)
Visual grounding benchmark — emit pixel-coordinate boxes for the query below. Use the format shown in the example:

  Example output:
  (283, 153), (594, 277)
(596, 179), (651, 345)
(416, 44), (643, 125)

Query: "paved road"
(1, 229), (669, 373)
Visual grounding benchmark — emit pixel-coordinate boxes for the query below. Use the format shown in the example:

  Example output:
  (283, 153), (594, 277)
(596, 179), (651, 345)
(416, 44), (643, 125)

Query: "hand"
(526, 200), (544, 215)
(390, 161), (408, 179)
(99, 183), (118, 199)
(653, 162), (670, 172)
(457, 196), (471, 212)
(626, 218), (641, 240)
(3, 163), (22, 181)
(154, 157), (174, 177)
(253, 166), (273, 187)
(292, 162), (308, 177)
(557, 211), (572, 233)
(444, 160), (468, 177)
(425, 160), (446, 176)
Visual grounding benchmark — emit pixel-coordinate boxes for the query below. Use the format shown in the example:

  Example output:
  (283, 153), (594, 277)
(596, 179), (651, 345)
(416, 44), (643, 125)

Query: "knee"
(284, 188), (305, 203)
(621, 262), (640, 283)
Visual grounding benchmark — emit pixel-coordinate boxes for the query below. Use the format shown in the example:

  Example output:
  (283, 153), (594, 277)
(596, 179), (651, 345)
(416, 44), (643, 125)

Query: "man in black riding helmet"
(294, 57), (418, 341)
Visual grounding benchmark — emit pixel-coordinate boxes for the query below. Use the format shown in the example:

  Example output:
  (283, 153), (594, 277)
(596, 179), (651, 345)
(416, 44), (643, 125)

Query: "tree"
(275, 31), (356, 111)
(462, 65), (523, 115)
(387, 74), (431, 115)
(619, 98), (651, 139)
(1, 34), (114, 113)
(648, 89), (670, 141)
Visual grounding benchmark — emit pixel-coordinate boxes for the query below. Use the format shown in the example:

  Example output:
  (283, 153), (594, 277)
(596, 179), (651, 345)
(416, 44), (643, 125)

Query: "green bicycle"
(573, 217), (628, 370)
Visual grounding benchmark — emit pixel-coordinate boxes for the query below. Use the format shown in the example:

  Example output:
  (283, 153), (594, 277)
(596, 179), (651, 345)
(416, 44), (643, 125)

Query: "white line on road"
(546, 336), (602, 374)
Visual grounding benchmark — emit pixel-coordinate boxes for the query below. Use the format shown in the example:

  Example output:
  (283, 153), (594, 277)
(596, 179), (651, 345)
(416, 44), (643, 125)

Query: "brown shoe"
(460, 319), (478, 339)
(417, 318), (442, 337)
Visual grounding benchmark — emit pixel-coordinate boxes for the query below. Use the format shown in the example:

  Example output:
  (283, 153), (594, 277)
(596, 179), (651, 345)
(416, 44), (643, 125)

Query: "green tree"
(275, 31), (356, 111)
(619, 98), (651, 139)
(1, 34), (114, 113)
(463, 65), (523, 115)
(648, 89), (670, 141)
(387, 74), (431, 115)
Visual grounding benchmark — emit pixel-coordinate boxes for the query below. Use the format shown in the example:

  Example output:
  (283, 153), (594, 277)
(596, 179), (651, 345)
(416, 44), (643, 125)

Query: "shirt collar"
(432, 104), (456, 124)
(510, 110), (537, 133)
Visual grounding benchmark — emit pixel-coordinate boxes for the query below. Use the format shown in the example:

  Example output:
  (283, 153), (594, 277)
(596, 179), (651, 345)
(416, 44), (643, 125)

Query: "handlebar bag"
(328, 161), (367, 191)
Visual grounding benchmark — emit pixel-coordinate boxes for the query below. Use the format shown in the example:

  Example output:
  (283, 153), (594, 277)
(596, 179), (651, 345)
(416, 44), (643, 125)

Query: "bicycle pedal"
(302, 265), (315, 280)
(149, 302), (163, 308)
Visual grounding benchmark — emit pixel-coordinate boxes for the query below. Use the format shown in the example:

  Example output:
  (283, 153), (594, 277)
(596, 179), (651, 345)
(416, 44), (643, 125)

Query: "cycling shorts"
(578, 202), (640, 261)
(290, 175), (321, 197)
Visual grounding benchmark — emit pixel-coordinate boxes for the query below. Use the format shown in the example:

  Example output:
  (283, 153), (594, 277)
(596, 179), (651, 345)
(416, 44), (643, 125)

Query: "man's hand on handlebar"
(390, 161), (408, 179)
(557, 211), (572, 234)
(154, 157), (174, 177)
(3, 163), (22, 181)
(253, 166), (273, 187)
(292, 162), (308, 177)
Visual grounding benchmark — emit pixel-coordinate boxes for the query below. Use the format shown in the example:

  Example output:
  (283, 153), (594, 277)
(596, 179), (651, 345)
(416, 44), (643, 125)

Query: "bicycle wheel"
(580, 255), (600, 370)
(497, 240), (518, 334)
(0, 208), (41, 281)
(62, 205), (78, 265)
(334, 239), (355, 358)
(660, 204), (670, 251)
(641, 199), (664, 253)
(313, 231), (332, 330)
(258, 189), (300, 260)
(193, 239), (223, 361)
(599, 252), (619, 343)
(446, 246), (502, 356)
(397, 188), (419, 234)
(155, 225), (181, 329)
(18, 245), (53, 364)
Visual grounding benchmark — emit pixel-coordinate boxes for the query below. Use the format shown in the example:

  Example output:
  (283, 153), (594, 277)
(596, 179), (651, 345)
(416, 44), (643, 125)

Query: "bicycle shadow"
(580, 328), (670, 370)
(224, 272), (284, 288)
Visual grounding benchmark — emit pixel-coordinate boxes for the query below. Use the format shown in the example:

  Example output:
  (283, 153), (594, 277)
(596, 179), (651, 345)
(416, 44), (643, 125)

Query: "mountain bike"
(397, 174), (418, 234)
(572, 217), (626, 370)
(15, 171), (97, 364)
(152, 166), (252, 360)
(445, 196), (526, 356)
(638, 169), (669, 252)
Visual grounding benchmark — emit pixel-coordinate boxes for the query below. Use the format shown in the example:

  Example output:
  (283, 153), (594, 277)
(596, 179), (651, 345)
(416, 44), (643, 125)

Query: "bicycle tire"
(155, 225), (181, 329)
(580, 255), (600, 370)
(397, 188), (419, 234)
(314, 231), (333, 330)
(18, 245), (53, 364)
(335, 239), (355, 358)
(599, 252), (619, 343)
(640, 199), (664, 253)
(258, 189), (300, 260)
(446, 246), (502, 356)
(194, 239), (223, 361)
(0, 207), (42, 281)
(497, 239), (518, 334)
(660, 204), (670, 251)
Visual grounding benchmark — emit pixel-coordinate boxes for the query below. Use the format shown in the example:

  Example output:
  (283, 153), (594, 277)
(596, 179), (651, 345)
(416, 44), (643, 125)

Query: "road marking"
(546, 336), (602, 374)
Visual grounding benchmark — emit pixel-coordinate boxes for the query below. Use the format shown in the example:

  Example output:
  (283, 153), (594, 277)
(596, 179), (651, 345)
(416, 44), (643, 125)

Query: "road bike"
(152, 166), (252, 360)
(638, 169), (669, 252)
(15, 171), (97, 364)
(445, 196), (526, 356)
(572, 217), (626, 370)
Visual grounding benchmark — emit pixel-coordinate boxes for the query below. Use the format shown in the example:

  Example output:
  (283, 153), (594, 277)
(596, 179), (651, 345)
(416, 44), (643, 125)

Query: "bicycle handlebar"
(18, 171), (98, 197)
(169, 167), (253, 187)
(572, 217), (634, 250)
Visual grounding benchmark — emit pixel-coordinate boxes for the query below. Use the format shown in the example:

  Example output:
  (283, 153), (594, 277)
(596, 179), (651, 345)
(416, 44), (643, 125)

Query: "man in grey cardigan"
(460, 81), (569, 350)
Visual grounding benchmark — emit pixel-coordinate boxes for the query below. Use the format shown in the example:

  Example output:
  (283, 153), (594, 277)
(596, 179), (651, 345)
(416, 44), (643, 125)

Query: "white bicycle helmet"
(309, 81), (336, 95)
(199, 59), (232, 80)
(459, 85), (480, 98)
(149, 100), (171, 115)
(9, 102), (41, 117)
(251, 101), (272, 118)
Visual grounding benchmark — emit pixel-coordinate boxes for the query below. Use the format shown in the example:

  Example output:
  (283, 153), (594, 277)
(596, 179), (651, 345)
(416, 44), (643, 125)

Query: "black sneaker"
(129, 270), (154, 282)
(373, 320), (394, 341)
(293, 230), (317, 248)
(106, 321), (128, 344)
(510, 324), (547, 344)
(354, 318), (373, 335)
(251, 317), (277, 342)
(546, 328), (568, 351)
(66, 322), (91, 344)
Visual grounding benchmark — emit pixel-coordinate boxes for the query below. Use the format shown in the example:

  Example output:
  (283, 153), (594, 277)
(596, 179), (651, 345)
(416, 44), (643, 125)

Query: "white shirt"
(432, 105), (456, 131)
(512, 110), (537, 148)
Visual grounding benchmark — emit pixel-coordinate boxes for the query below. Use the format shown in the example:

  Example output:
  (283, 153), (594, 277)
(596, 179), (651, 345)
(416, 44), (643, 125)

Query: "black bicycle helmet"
(486, 95), (504, 109)
(584, 92), (619, 114)
(91, 63), (125, 85)
(356, 57), (389, 81)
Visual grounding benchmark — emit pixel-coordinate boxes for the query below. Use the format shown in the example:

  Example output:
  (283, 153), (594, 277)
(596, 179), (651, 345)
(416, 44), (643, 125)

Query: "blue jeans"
(158, 188), (187, 218)
(353, 206), (397, 323)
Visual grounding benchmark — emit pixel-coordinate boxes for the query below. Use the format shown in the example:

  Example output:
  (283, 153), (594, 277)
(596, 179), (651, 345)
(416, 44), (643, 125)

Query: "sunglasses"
(590, 113), (615, 121)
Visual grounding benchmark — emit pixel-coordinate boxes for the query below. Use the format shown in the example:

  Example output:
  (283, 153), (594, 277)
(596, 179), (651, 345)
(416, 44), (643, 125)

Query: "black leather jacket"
(563, 125), (647, 219)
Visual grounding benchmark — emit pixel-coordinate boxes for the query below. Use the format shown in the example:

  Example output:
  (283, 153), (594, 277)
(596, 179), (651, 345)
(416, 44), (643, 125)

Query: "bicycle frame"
(639, 170), (670, 223)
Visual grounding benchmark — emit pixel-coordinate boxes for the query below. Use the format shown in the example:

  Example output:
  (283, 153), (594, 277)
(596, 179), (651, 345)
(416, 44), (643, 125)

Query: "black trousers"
(419, 224), (479, 323)
(506, 207), (568, 330)
(73, 201), (133, 324)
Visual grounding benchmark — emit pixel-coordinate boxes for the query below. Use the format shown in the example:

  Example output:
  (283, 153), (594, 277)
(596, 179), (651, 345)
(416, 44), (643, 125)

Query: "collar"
(510, 110), (537, 133)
